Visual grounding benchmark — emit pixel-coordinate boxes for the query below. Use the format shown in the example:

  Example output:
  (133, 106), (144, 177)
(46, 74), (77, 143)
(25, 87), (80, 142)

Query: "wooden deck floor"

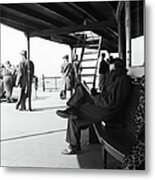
(1, 88), (120, 169)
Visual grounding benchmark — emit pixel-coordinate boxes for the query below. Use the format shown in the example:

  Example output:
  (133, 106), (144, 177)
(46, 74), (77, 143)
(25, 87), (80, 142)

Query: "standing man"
(25, 55), (35, 111)
(16, 50), (34, 111)
(98, 53), (109, 91)
(60, 55), (72, 99)
(72, 54), (82, 87)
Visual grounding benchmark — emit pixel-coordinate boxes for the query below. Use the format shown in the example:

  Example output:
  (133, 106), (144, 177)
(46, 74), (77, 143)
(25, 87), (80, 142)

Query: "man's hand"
(91, 87), (98, 96)
(15, 83), (19, 87)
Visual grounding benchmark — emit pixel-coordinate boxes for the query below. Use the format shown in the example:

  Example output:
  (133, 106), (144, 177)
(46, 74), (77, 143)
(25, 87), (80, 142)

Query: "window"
(131, 36), (144, 66)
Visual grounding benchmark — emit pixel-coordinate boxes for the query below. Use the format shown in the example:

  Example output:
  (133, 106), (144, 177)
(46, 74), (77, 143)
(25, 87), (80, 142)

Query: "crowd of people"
(0, 61), (18, 103)
(59, 52), (115, 100)
(0, 50), (37, 111)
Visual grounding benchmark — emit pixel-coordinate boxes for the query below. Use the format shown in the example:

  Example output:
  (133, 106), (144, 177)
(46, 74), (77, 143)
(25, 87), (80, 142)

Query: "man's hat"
(109, 58), (125, 68)
(20, 50), (27, 57)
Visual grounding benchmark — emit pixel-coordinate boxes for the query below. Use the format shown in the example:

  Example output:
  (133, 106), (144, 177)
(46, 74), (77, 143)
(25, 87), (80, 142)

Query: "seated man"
(56, 58), (131, 155)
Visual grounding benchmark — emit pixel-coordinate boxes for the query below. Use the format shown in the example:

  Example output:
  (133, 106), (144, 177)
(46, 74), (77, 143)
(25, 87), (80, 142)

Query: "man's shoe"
(19, 106), (26, 111)
(61, 146), (81, 155)
(61, 95), (66, 100)
(19, 108), (24, 111)
(15, 104), (19, 110)
(56, 108), (78, 119)
(56, 109), (70, 118)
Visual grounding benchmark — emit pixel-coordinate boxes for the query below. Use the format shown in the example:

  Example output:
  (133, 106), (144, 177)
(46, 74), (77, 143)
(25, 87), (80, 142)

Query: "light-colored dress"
(2, 67), (13, 100)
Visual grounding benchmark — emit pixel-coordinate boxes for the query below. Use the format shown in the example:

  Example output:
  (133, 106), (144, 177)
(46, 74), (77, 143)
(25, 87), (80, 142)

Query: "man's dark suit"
(16, 59), (34, 110)
(64, 67), (131, 150)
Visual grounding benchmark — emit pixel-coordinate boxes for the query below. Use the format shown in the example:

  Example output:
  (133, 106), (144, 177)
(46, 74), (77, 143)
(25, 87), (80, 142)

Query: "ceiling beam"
(53, 2), (85, 23)
(68, 2), (98, 23)
(30, 20), (117, 37)
(1, 5), (56, 29)
(106, 27), (118, 37)
(0, 17), (37, 33)
(51, 34), (76, 44)
(32, 3), (77, 25)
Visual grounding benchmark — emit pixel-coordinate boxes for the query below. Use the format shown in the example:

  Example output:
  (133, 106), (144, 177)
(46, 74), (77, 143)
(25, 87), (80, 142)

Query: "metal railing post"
(42, 74), (45, 92)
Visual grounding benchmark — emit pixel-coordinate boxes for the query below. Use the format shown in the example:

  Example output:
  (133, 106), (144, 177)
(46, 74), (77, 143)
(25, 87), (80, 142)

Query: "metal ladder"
(73, 31), (102, 90)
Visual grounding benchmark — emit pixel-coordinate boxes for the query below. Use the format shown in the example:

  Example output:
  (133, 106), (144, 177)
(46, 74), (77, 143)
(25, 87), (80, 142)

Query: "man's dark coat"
(75, 68), (131, 128)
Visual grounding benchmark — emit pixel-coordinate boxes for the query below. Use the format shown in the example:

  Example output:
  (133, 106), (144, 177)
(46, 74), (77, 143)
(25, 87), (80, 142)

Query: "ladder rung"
(81, 74), (94, 77)
(87, 37), (100, 41)
(84, 52), (98, 55)
(87, 44), (99, 47)
(86, 40), (100, 45)
(85, 82), (93, 84)
(82, 58), (97, 62)
(86, 46), (99, 50)
(82, 67), (96, 69)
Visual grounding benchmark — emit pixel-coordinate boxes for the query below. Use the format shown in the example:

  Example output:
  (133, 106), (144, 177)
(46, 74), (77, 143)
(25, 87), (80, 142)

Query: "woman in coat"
(2, 61), (15, 103)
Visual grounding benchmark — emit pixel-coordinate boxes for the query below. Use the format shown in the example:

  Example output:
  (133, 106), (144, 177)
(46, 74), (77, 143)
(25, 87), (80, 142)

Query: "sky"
(1, 24), (71, 78)
(1, 23), (144, 79)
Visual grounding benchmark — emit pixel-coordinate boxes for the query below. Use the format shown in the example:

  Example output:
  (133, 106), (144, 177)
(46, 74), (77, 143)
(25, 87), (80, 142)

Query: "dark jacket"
(99, 59), (109, 74)
(93, 68), (131, 116)
(74, 67), (131, 128)
(16, 60), (27, 88)
(25, 60), (34, 83)
(16, 60), (34, 88)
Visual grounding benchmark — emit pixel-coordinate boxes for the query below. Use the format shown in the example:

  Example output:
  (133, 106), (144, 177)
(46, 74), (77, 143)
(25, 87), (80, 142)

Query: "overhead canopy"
(0, 1), (144, 53)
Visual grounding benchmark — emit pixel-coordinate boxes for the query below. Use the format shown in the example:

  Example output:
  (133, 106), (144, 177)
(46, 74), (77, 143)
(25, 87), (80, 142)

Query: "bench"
(91, 76), (145, 169)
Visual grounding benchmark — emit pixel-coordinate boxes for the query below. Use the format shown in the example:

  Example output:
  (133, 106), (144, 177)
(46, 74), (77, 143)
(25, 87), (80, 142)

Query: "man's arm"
(93, 76), (131, 109)
(15, 62), (23, 87)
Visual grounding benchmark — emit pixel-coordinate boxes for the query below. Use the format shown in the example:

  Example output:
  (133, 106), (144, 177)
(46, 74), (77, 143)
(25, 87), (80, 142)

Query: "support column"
(118, 16), (123, 59)
(118, 10), (126, 63)
(70, 45), (74, 63)
(116, 1), (125, 60)
(70, 45), (74, 96)
(26, 34), (32, 111)
(125, 1), (131, 68)
(42, 74), (45, 92)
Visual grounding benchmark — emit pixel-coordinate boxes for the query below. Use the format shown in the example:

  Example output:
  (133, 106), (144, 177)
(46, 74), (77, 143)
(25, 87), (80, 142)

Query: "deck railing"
(42, 74), (61, 92)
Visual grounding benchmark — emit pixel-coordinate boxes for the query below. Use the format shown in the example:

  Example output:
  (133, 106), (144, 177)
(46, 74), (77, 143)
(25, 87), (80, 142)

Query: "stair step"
(82, 66), (96, 69)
